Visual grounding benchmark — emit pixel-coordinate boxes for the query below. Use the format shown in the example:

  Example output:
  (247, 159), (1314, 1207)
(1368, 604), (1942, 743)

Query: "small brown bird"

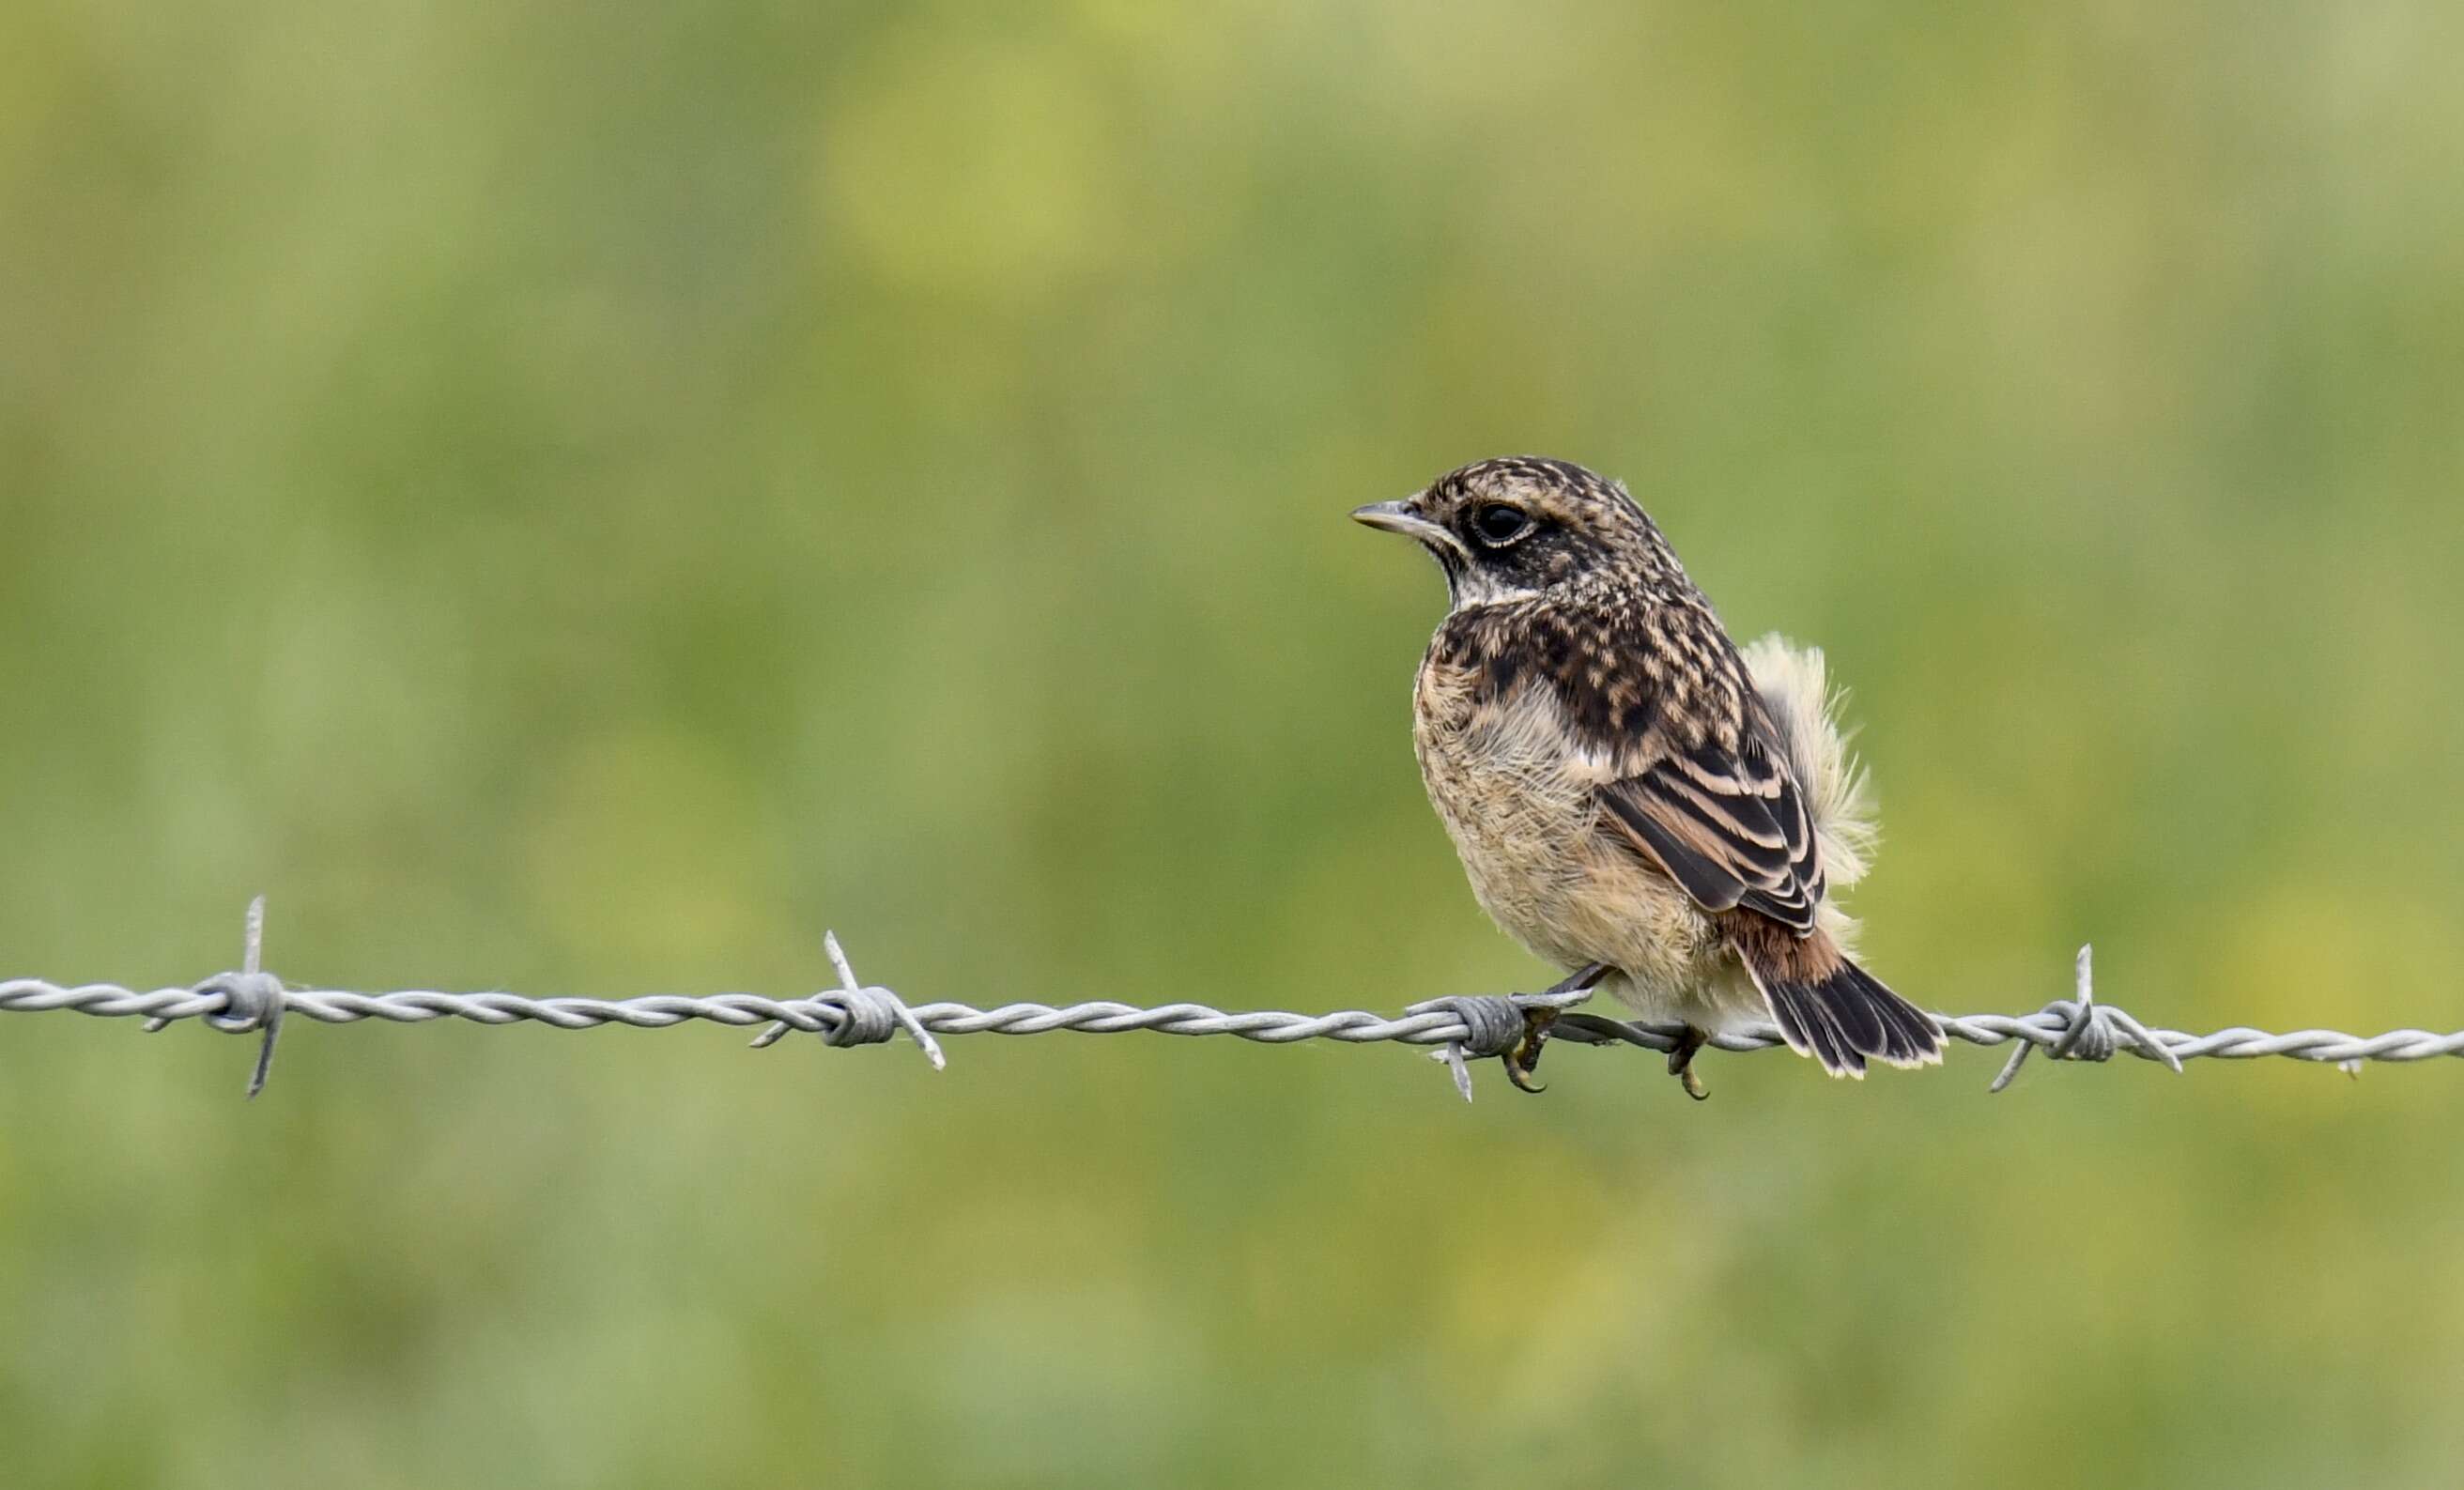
(1354, 456), (1941, 1095)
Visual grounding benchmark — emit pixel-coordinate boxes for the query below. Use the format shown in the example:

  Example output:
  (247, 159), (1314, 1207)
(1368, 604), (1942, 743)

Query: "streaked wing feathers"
(1598, 737), (1825, 934)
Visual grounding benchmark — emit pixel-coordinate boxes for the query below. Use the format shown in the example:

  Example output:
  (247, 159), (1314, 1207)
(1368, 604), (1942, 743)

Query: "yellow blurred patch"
(2210, 883), (2410, 1035)
(522, 728), (785, 976)
(819, 30), (1125, 304)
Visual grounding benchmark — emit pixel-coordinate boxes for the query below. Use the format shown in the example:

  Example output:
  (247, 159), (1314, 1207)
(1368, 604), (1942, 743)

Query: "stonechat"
(1355, 456), (1941, 1096)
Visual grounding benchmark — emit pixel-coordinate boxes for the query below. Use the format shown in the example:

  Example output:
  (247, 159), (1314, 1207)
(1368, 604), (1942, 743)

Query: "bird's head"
(1352, 455), (1678, 609)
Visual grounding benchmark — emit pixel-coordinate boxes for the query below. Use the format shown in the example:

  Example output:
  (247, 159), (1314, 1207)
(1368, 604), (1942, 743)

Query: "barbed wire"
(3, 899), (2456, 1100)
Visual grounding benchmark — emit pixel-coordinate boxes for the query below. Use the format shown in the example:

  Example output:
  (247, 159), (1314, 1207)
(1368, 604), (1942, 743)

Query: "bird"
(1352, 455), (1941, 1097)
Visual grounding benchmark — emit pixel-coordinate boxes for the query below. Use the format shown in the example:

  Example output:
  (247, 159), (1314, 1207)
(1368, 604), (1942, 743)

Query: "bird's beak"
(1350, 498), (1462, 559)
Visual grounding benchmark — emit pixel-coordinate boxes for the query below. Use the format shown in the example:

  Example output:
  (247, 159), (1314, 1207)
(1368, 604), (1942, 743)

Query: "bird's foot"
(1502, 964), (1609, 1094)
(1667, 1024), (1710, 1101)
(1503, 1005), (1556, 1093)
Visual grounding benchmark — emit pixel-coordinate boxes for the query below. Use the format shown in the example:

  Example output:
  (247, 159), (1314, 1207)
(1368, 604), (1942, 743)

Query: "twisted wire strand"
(4, 905), (2455, 1097)
(0, 980), (1524, 1044)
(5, 971), (2457, 1060)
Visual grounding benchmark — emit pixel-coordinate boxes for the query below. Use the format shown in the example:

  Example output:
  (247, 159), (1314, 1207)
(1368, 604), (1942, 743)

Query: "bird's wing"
(1595, 727), (1826, 936)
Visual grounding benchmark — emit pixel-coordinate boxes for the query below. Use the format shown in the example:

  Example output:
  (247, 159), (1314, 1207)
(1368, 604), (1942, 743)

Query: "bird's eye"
(1471, 503), (1534, 545)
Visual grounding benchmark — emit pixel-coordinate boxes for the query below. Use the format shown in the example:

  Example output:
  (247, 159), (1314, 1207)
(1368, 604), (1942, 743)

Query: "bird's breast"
(1410, 656), (1603, 930)
(1410, 648), (1732, 1012)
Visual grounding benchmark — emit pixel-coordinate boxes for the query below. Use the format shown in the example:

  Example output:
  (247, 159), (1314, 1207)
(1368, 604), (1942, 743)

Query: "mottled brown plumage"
(1354, 455), (1941, 1088)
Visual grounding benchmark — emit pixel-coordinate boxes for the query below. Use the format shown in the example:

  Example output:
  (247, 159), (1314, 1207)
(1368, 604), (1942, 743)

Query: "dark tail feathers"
(1749, 952), (1942, 1078)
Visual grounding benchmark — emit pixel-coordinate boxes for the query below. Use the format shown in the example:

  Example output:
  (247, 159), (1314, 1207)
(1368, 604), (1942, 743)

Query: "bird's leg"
(1503, 963), (1610, 1095)
(1667, 1024), (1710, 1101)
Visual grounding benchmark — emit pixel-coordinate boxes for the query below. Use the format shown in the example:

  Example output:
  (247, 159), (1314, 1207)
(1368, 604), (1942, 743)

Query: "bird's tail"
(1730, 921), (1942, 1078)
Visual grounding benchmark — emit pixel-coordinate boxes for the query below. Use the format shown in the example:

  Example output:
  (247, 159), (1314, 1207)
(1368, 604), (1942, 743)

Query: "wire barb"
(1989, 945), (2184, 1094)
(140, 896), (285, 1098)
(1409, 991), (1594, 1101)
(750, 932), (945, 1070)
(1414, 994), (1521, 1101)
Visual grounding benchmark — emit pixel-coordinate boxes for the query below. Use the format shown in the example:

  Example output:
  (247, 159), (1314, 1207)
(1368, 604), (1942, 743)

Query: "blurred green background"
(5, 1), (2463, 1485)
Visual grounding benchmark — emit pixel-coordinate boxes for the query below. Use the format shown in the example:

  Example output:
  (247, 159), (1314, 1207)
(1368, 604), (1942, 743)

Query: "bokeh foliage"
(5, 1), (2463, 1485)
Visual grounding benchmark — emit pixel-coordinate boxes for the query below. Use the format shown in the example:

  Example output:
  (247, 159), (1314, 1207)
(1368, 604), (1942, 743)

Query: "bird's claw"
(1502, 1005), (1557, 1094)
(1669, 1026), (1710, 1100)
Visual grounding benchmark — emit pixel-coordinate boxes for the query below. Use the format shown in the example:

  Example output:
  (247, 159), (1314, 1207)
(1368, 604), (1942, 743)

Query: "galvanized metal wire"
(3, 901), (2453, 1098)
